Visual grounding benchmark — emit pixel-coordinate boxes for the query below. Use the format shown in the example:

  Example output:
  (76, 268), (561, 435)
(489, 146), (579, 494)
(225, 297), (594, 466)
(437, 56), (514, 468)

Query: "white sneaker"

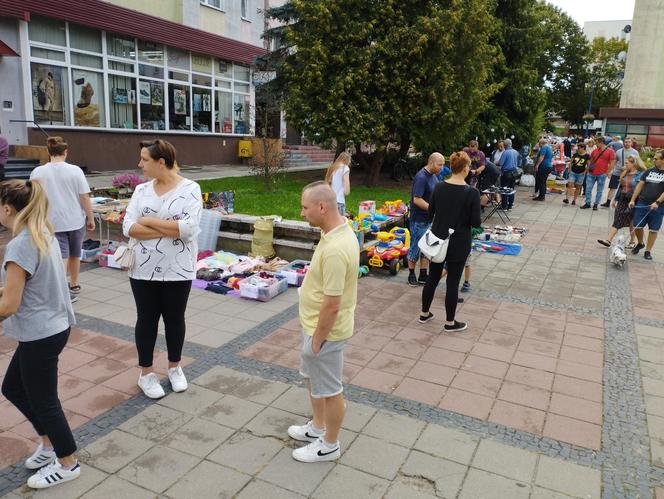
(287, 420), (325, 442)
(25, 443), (56, 469)
(27, 460), (81, 489)
(292, 438), (340, 463)
(138, 372), (165, 399)
(167, 366), (188, 393)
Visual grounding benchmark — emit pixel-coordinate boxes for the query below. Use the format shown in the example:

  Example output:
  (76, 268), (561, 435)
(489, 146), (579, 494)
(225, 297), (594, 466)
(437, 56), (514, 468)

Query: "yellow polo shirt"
(299, 221), (359, 341)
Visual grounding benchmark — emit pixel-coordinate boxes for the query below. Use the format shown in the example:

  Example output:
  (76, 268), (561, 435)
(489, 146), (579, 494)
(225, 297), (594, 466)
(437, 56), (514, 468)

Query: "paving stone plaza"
(1, 187), (664, 498)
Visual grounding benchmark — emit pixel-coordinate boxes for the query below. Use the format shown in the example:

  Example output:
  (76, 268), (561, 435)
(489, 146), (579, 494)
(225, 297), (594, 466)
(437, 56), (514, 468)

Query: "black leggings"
(421, 260), (465, 322)
(130, 279), (192, 368)
(2, 329), (76, 458)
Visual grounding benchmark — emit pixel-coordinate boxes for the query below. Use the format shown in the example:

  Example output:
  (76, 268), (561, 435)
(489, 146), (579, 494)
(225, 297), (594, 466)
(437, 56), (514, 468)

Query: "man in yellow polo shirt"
(288, 181), (359, 463)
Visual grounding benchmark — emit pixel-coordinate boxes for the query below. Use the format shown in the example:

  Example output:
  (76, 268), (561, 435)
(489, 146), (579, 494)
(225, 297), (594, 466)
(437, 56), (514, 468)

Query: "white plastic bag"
(520, 174), (535, 187)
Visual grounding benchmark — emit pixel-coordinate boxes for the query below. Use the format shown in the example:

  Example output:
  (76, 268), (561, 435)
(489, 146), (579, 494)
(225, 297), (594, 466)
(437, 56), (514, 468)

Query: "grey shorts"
(299, 331), (347, 399)
(55, 226), (86, 258)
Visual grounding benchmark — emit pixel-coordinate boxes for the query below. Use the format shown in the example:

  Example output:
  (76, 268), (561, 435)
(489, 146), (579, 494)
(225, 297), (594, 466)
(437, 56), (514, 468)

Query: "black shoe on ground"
(592, 204), (598, 211)
(571, 200), (576, 205)
(417, 273), (428, 285)
(408, 273), (418, 286)
(419, 312), (435, 324)
(632, 243), (645, 255)
(563, 198), (569, 204)
(444, 321), (467, 332)
(645, 251), (653, 260)
(580, 204), (590, 209)
(601, 201), (611, 208)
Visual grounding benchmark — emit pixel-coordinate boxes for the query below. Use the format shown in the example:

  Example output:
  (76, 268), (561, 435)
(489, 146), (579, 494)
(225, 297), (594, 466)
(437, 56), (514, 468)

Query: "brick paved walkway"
(2, 186), (664, 497)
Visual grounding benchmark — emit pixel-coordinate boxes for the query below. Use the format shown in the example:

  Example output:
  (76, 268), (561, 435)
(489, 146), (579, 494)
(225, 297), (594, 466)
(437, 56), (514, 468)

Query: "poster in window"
(31, 63), (66, 125)
(112, 88), (128, 104)
(73, 69), (101, 127)
(151, 83), (163, 107)
(173, 88), (187, 115)
(193, 93), (202, 112)
(128, 89), (136, 104)
(139, 81), (151, 104)
(202, 94), (211, 112)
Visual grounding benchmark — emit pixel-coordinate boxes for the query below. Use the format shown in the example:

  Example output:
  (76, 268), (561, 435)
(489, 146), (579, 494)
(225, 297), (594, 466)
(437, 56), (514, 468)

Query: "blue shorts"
(634, 205), (664, 232)
(568, 172), (585, 185)
(408, 220), (431, 262)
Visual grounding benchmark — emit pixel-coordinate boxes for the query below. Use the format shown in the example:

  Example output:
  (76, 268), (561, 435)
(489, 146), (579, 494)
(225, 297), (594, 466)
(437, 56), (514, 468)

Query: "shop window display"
(138, 40), (164, 65)
(31, 63), (70, 125)
(107, 34), (136, 59)
(233, 93), (250, 134)
(192, 87), (212, 132)
(110, 75), (137, 129)
(216, 91), (233, 134)
(169, 84), (191, 131)
(139, 80), (165, 130)
(72, 69), (105, 127)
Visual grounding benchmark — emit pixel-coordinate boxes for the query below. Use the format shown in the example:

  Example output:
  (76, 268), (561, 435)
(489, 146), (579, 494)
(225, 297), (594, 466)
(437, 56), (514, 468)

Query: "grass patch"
(198, 174), (410, 220)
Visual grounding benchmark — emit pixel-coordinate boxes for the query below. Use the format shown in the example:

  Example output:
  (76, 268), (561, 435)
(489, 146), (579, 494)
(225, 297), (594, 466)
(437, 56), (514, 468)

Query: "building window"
(28, 21), (253, 134)
(109, 75), (137, 129)
(139, 80), (165, 130)
(169, 83), (190, 131)
(241, 0), (248, 19)
(30, 63), (69, 125)
(201, 0), (224, 11)
(72, 69), (105, 127)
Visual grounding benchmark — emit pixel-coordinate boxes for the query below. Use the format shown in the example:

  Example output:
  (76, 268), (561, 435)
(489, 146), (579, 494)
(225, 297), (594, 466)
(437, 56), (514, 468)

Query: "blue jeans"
(585, 174), (606, 206)
(408, 220), (431, 262)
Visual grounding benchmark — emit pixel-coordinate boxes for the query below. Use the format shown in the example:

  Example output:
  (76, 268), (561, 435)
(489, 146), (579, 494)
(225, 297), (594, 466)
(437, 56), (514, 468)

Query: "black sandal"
(597, 239), (611, 248)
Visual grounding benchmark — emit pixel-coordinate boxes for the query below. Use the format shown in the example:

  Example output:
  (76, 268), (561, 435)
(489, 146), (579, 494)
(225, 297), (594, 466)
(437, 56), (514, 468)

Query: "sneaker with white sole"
(138, 372), (165, 399)
(27, 460), (81, 489)
(287, 420), (325, 442)
(168, 366), (188, 392)
(292, 438), (340, 463)
(25, 443), (56, 470)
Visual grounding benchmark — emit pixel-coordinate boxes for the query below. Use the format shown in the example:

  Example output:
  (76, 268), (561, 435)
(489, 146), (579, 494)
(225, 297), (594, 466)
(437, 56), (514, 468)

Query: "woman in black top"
(420, 151), (481, 332)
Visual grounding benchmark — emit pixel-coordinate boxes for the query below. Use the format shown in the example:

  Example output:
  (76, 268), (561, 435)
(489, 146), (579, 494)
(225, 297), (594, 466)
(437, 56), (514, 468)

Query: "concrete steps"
(283, 145), (336, 168)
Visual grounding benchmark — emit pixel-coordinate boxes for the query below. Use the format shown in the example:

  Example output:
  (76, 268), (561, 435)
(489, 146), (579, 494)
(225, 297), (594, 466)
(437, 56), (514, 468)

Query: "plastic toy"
(361, 227), (410, 275)
(377, 200), (408, 217)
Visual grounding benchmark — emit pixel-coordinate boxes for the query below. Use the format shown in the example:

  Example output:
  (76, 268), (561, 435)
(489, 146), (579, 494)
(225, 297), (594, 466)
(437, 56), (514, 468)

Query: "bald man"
(288, 181), (359, 463)
(408, 152), (444, 286)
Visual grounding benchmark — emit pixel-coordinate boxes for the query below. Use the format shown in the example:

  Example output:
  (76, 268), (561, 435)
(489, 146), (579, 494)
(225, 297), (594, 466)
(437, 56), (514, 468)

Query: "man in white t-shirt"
(30, 137), (94, 301)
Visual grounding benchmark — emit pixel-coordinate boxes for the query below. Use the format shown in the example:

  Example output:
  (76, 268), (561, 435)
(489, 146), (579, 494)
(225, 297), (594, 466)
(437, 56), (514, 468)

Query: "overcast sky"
(546, 0), (635, 26)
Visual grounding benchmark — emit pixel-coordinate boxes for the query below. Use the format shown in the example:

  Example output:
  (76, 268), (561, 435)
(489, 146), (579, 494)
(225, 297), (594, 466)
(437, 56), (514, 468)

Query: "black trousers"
(130, 279), (192, 368)
(421, 260), (465, 322)
(1, 329), (76, 458)
(534, 167), (552, 199)
(500, 171), (516, 209)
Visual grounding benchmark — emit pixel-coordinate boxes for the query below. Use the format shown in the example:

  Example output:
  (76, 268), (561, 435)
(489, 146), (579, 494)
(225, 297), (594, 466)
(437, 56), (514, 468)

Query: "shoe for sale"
(563, 198), (569, 204)
(593, 204), (598, 211)
(138, 372), (165, 399)
(288, 420), (325, 442)
(25, 444), (56, 470)
(167, 366), (188, 393)
(444, 321), (467, 332)
(292, 438), (340, 463)
(417, 273), (428, 285)
(407, 274), (418, 287)
(419, 312), (435, 324)
(27, 460), (80, 489)
(460, 282), (471, 293)
(580, 204), (590, 209)
(645, 251), (653, 260)
(632, 243), (645, 255)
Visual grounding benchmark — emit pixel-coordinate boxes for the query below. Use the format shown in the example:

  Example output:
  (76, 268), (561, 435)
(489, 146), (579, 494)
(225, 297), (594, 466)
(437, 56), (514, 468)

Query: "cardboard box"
(359, 200), (376, 215)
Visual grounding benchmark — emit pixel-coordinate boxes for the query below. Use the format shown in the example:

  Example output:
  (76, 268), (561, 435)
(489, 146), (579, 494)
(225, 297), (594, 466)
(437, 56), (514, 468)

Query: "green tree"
(277, 0), (496, 185)
(586, 36), (628, 116)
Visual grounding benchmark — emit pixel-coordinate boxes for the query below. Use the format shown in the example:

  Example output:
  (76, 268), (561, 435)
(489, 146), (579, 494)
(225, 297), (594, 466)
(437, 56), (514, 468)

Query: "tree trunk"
(335, 140), (346, 157)
(365, 146), (386, 186)
(398, 133), (410, 159)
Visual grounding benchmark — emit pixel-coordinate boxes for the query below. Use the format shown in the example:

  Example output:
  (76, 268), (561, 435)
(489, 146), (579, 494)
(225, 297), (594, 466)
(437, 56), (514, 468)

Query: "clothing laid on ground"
(589, 147), (615, 176)
(330, 165), (350, 206)
(130, 279), (191, 367)
(409, 167), (439, 223)
(570, 153), (590, 174)
(299, 221), (359, 342)
(2, 230), (75, 342)
(30, 161), (90, 232)
(428, 182), (481, 263)
(123, 178), (203, 281)
(1, 329), (76, 458)
(634, 167), (664, 206)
